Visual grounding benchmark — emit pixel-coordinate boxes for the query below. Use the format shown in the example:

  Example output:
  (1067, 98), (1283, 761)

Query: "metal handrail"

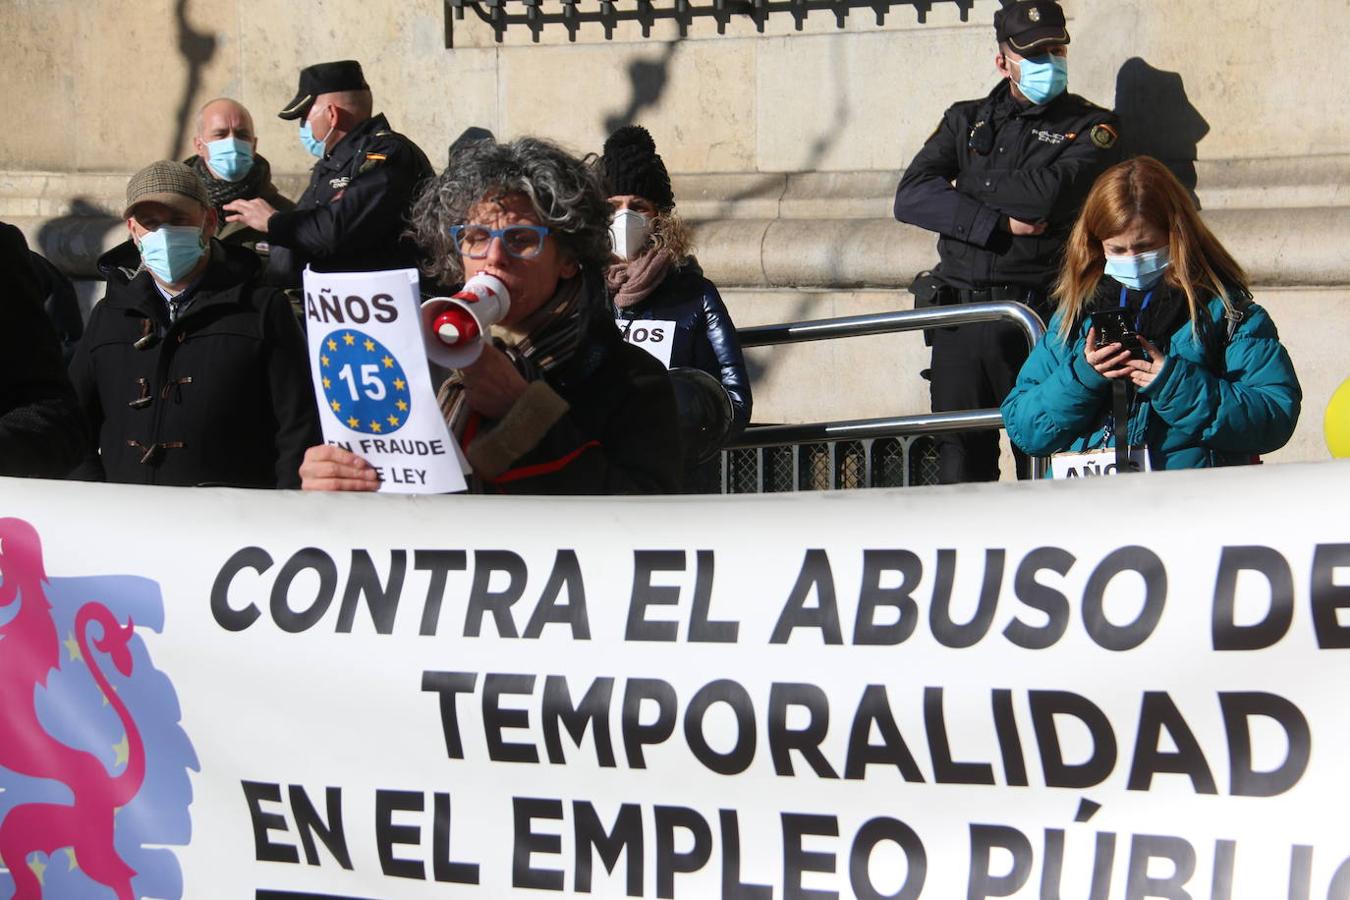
(727, 301), (1049, 479)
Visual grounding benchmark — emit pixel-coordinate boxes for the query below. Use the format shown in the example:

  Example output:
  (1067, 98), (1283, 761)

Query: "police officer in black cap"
(225, 60), (433, 288)
(894, 0), (1120, 483)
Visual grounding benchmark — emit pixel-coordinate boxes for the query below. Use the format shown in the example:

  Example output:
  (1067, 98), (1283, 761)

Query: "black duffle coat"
(69, 243), (320, 487)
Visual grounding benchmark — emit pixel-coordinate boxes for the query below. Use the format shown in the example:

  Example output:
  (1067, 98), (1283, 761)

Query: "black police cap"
(994, 1), (1070, 55)
(278, 60), (370, 120)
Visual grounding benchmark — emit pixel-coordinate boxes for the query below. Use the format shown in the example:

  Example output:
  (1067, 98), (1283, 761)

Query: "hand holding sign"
(302, 267), (467, 494)
(299, 444), (380, 491)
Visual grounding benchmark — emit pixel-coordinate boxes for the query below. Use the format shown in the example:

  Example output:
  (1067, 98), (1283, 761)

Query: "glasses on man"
(450, 224), (550, 259)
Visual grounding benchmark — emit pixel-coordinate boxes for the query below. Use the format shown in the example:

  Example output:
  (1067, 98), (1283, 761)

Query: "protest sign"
(303, 267), (467, 493)
(617, 318), (676, 368)
(2, 463), (1348, 898)
(1050, 446), (1152, 477)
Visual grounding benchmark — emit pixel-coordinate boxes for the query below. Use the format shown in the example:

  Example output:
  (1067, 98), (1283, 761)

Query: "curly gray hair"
(408, 137), (612, 286)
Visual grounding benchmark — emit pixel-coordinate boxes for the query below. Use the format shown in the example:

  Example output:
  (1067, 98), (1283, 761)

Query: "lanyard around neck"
(1118, 285), (1154, 330)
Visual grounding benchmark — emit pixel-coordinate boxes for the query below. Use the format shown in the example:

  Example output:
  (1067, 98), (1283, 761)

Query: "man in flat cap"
(894, 0), (1120, 484)
(68, 160), (319, 487)
(224, 60), (433, 288)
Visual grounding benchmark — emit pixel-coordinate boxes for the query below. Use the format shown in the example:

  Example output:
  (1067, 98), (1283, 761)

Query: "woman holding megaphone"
(299, 137), (683, 494)
(1002, 156), (1301, 472)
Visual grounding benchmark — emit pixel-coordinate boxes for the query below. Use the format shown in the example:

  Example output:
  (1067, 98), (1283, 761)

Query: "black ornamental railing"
(444, 0), (979, 45)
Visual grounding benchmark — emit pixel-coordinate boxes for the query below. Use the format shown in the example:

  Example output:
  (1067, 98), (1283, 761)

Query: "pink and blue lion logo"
(0, 517), (198, 899)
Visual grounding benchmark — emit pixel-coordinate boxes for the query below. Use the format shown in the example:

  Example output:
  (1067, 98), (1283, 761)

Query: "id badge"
(1049, 446), (1152, 479)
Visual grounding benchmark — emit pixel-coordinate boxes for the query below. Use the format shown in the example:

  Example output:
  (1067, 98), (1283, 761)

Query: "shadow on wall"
(725, 39), (853, 388)
(602, 38), (684, 136)
(1113, 57), (1209, 208)
(597, 35), (855, 393)
(36, 199), (122, 280)
(168, 0), (218, 160)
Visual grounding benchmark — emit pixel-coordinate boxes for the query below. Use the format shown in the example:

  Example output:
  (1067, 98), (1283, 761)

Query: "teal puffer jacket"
(1002, 296), (1301, 469)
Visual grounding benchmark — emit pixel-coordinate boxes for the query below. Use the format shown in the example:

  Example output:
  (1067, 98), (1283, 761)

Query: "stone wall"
(6, 1), (1348, 174)
(1, 0), (1345, 466)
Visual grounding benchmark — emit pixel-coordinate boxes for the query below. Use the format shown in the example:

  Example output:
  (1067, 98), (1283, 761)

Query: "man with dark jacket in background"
(188, 97), (295, 258)
(97, 97), (295, 286)
(894, 0), (1120, 483)
(69, 161), (319, 487)
(223, 60), (434, 288)
(0, 220), (85, 477)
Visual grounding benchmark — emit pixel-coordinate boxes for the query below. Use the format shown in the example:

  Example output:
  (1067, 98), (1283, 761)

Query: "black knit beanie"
(598, 125), (675, 211)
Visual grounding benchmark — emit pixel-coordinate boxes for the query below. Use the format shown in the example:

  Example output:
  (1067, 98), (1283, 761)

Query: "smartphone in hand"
(1090, 309), (1144, 359)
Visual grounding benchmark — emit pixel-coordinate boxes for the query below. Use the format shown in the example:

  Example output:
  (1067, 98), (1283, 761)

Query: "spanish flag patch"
(357, 153), (387, 175)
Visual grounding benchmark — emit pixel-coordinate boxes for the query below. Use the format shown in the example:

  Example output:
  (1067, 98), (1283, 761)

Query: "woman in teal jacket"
(1002, 156), (1300, 471)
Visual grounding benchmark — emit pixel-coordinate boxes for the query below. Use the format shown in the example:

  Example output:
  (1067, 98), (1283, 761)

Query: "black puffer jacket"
(614, 259), (752, 439)
(69, 242), (320, 487)
(464, 276), (683, 496)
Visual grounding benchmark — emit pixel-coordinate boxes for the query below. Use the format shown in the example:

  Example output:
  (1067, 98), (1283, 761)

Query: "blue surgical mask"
(138, 225), (208, 283)
(1105, 247), (1171, 291)
(204, 135), (254, 182)
(299, 109), (332, 158)
(1015, 54), (1069, 105)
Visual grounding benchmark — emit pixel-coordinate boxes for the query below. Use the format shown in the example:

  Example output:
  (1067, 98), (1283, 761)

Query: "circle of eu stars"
(318, 329), (412, 435)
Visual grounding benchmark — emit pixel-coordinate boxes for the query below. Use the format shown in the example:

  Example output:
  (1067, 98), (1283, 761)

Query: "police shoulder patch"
(357, 155), (386, 175)
(1089, 123), (1118, 150)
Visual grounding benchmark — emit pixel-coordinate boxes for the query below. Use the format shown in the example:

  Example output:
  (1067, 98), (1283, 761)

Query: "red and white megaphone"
(420, 273), (511, 368)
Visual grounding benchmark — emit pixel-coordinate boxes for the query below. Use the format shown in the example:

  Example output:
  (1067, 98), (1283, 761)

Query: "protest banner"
(302, 267), (467, 494)
(1, 462), (1348, 898)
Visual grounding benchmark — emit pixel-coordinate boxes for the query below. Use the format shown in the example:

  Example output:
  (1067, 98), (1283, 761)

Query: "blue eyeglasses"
(450, 224), (550, 259)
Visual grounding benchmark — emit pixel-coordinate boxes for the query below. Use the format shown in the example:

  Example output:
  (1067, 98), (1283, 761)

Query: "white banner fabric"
(1, 462), (1348, 899)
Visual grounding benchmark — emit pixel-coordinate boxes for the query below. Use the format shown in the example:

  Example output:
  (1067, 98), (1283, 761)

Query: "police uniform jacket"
(267, 113), (433, 286)
(894, 80), (1119, 292)
(68, 242), (321, 487)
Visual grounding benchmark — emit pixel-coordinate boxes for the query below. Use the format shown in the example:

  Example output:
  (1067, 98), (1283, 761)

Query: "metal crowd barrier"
(719, 301), (1048, 492)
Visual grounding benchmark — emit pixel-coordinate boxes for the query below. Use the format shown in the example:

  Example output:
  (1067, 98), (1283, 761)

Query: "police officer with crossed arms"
(894, 0), (1121, 483)
(225, 60), (434, 288)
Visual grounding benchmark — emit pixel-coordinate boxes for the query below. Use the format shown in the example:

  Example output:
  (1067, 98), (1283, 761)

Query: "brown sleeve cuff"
(466, 380), (570, 480)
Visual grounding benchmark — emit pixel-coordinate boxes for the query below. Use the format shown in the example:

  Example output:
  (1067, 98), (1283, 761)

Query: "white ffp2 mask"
(609, 209), (652, 260)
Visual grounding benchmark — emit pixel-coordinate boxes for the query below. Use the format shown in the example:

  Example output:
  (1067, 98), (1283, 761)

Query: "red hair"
(1053, 156), (1248, 339)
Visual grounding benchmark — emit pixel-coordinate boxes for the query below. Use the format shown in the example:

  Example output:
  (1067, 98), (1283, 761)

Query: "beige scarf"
(605, 249), (675, 310)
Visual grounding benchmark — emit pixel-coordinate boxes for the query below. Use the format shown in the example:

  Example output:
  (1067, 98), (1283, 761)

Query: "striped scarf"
(190, 153), (276, 221)
(437, 273), (587, 441)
